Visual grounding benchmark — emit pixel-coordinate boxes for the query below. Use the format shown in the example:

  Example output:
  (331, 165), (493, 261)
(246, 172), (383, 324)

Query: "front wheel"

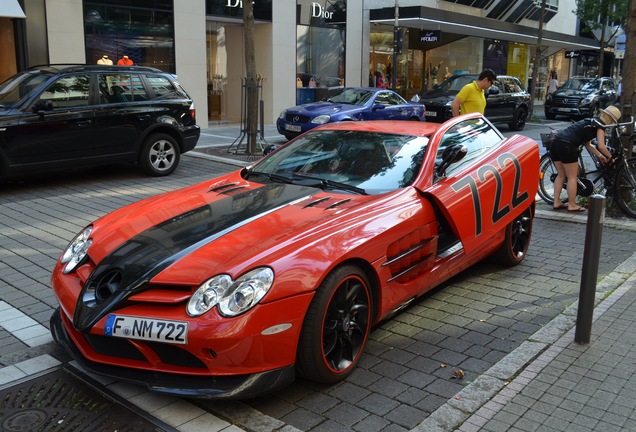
(139, 133), (180, 176)
(614, 157), (636, 219)
(538, 153), (561, 205)
(296, 264), (372, 384)
(489, 207), (533, 266)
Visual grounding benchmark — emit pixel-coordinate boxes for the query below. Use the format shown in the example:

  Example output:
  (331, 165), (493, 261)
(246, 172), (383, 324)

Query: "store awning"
(0, 0), (26, 18)
(371, 6), (599, 51)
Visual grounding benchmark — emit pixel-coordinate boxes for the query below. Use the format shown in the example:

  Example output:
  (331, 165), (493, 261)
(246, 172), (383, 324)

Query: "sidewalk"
(417, 250), (636, 432)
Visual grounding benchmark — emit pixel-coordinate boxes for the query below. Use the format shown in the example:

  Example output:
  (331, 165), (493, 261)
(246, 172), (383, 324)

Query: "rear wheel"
(614, 157), (636, 219)
(139, 133), (180, 176)
(508, 107), (527, 131)
(296, 264), (372, 384)
(489, 207), (533, 266)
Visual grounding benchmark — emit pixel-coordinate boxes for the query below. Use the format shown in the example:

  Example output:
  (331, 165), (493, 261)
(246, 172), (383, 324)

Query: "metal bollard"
(574, 195), (605, 344)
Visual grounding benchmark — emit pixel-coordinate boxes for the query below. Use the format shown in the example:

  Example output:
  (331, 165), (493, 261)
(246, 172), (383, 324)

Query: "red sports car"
(50, 113), (540, 399)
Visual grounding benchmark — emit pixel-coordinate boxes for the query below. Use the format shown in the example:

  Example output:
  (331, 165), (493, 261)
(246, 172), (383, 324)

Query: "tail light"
(189, 102), (196, 119)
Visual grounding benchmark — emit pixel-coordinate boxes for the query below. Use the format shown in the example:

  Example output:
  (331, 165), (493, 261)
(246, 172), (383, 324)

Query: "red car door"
(417, 115), (539, 254)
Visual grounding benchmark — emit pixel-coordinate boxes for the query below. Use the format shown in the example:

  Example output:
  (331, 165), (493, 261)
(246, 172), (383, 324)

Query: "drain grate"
(0, 369), (168, 431)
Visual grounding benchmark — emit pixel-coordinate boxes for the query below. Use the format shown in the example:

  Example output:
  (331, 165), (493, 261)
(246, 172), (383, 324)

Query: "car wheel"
(508, 107), (527, 131)
(544, 109), (557, 120)
(489, 207), (533, 266)
(139, 133), (180, 176)
(296, 264), (372, 384)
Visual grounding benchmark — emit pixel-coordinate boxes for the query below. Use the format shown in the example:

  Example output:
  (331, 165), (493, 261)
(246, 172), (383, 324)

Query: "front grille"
(84, 333), (207, 369)
(285, 113), (310, 123)
(553, 97), (580, 107)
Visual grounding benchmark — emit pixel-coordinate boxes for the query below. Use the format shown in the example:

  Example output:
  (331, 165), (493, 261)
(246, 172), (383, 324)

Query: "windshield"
(561, 78), (600, 91)
(324, 88), (374, 106)
(249, 130), (429, 195)
(0, 71), (53, 109)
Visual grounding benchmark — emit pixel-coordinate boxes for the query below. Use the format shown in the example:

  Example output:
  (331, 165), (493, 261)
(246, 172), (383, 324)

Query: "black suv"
(0, 65), (200, 179)
(411, 74), (530, 131)
(544, 76), (617, 120)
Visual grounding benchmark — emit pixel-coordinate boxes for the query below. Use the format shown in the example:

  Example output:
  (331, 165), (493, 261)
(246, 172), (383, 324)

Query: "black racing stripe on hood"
(73, 183), (314, 331)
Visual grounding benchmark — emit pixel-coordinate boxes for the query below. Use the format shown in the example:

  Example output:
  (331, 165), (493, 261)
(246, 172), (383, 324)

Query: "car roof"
(313, 119), (442, 136)
(25, 64), (165, 74)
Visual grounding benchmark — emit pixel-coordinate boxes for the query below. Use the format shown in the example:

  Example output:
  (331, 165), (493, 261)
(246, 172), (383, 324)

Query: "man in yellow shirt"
(451, 69), (497, 116)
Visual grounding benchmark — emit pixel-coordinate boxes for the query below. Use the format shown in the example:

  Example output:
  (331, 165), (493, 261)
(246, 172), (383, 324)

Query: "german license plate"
(285, 124), (301, 132)
(104, 314), (188, 344)
(425, 111), (437, 117)
(557, 108), (571, 112)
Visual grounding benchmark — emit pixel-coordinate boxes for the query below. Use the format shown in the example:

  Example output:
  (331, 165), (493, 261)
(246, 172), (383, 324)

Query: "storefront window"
(296, 0), (346, 104)
(83, 0), (175, 73)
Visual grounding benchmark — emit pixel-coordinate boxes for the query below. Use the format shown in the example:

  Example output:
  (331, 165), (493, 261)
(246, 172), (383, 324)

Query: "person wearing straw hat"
(549, 105), (621, 212)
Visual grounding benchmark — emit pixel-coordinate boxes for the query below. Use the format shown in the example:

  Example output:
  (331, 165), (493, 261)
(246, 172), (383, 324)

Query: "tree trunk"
(243, 0), (258, 155)
(622, 0), (636, 158)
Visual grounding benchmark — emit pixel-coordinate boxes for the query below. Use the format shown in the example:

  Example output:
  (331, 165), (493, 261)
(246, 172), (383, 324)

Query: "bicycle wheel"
(538, 153), (564, 205)
(614, 157), (636, 219)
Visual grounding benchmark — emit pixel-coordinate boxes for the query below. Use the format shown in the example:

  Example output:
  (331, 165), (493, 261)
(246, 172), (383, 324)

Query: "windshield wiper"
(244, 169), (295, 184)
(320, 179), (367, 195)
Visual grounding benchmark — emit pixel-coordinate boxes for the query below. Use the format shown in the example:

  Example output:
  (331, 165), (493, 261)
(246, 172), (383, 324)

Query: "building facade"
(5, 0), (608, 128)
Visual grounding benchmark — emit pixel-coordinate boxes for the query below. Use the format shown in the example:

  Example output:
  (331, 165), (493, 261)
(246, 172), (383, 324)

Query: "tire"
(614, 157), (636, 219)
(508, 107), (527, 131)
(538, 153), (561, 205)
(489, 207), (533, 266)
(139, 133), (180, 176)
(544, 109), (557, 120)
(296, 264), (372, 384)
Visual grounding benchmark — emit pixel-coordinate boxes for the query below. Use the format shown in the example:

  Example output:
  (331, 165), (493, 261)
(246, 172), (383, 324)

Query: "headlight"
(187, 267), (274, 317)
(60, 226), (93, 274)
(278, 109), (287, 119)
(311, 115), (331, 125)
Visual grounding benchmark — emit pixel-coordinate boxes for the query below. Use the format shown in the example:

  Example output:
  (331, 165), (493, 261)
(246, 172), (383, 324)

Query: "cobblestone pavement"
(1, 119), (636, 431)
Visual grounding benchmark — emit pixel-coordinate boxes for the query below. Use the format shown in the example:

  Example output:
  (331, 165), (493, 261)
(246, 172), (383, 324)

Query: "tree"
(575, 0), (628, 75)
(243, 0), (258, 154)
(623, 0), (636, 115)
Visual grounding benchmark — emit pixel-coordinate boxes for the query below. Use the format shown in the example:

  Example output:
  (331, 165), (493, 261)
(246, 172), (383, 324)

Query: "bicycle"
(537, 117), (636, 218)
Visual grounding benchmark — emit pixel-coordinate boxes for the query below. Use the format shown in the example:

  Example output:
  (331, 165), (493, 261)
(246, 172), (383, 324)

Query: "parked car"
(50, 114), (539, 399)
(0, 65), (200, 179)
(411, 74), (530, 131)
(277, 87), (425, 140)
(544, 76), (617, 120)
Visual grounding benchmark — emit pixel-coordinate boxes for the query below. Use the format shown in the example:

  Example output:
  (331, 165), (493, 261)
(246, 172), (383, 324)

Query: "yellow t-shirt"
(455, 81), (486, 115)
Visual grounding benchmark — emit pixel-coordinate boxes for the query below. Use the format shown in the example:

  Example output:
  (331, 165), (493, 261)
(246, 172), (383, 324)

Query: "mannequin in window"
(117, 55), (134, 66)
(97, 55), (113, 65)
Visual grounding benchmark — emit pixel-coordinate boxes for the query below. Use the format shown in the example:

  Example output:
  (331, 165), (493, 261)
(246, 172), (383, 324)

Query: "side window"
(490, 79), (503, 94)
(510, 78), (523, 93)
(39, 74), (90, 108)
(98, 74), (148, 103)
(436, 118), (502, 178)
(146, 75), (181, 99)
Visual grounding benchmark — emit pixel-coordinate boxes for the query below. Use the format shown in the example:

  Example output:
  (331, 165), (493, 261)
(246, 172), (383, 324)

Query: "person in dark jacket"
(549, 105), (621, 212)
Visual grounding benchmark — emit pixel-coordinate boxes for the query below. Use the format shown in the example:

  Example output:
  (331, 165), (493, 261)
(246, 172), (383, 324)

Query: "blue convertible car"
(276, 87), (425, 140)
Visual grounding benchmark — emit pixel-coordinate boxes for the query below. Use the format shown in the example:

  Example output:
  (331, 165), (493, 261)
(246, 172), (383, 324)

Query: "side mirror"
(32, 100), (53, 114)
(487, 87), (500, 96)
(435, 144), (468, 178)
(372, 103), (386, 111)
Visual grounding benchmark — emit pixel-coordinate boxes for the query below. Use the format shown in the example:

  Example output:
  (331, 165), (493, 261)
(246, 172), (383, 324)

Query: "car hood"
(552, 89), (594, 98)
(72, 171), (406, 329)
(418, 91), (455, 106)
(286, 101), (360, 116)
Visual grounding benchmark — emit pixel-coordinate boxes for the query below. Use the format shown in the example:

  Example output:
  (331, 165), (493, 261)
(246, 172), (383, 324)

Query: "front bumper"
(50, 308), (295, 399)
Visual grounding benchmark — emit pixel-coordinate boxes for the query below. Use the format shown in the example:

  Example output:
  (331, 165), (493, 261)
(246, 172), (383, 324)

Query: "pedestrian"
(549, 105), (621, 212)
(546, 71), (558, 97)
(451, 69), (496, 117)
